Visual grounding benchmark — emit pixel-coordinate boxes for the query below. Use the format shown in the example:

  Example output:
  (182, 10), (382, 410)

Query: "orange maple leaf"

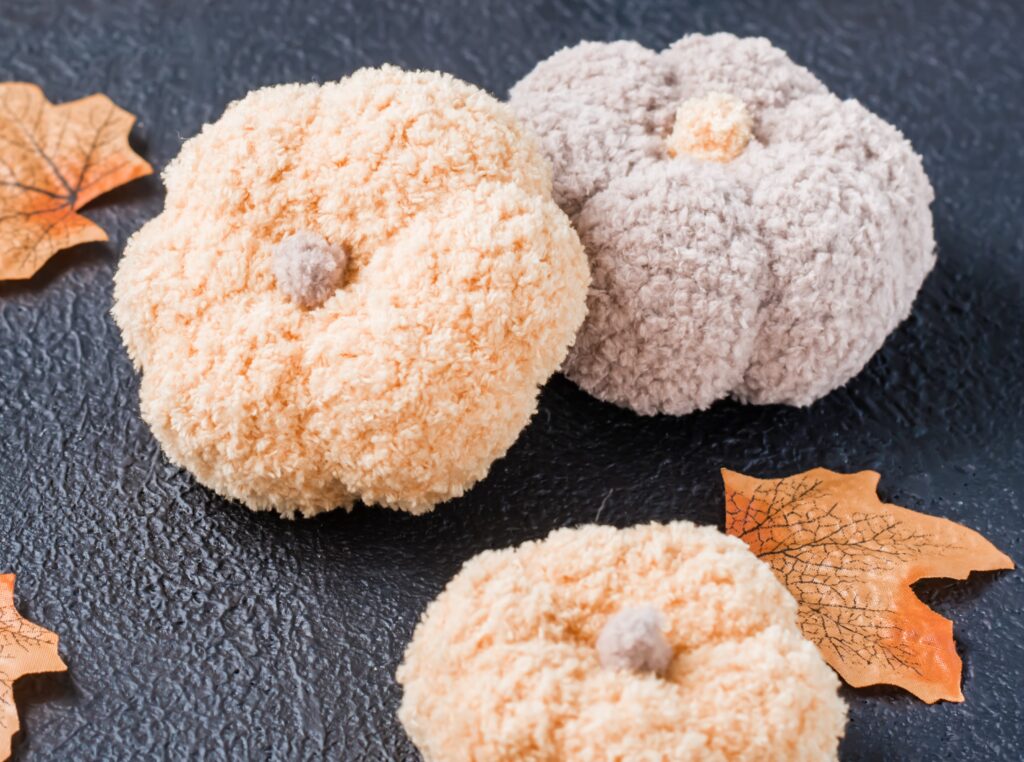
(722, 467), (1013, 703)
(1, 574), (67, 760)
(0, 82), (152, 280)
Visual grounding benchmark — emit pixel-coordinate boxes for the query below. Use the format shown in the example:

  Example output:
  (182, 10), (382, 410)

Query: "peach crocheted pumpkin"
(113, 67), (588, 517)
(510, 33), (935, 415)
(398, 521), (847, 761)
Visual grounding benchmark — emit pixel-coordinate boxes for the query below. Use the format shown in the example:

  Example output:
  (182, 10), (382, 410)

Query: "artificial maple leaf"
(0, 574), (66, 760)
(722, 467), (1013, 703)
(0, 82), (152, 280)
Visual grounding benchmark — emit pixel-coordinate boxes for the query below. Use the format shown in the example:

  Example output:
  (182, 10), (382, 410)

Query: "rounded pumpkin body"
(398, 521), (847, 761)
(510, 34), (935, 415)
(113, 67), (589, 517)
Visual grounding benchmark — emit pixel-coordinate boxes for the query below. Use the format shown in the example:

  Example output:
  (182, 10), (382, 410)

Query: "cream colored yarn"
(398, 521), (847, 761)
(510, 33), (935, 415)
(113, 66), (589, 518)
(668, 92), (753, 162)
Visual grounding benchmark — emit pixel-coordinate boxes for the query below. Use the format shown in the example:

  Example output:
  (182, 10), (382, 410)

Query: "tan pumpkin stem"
(668, 92), (753, 163)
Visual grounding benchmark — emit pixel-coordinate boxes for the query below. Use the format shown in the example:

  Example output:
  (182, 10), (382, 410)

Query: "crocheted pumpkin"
(113, 67), (589, 518)
(510, 33), (935, 415)
(398, 521), (847, 761)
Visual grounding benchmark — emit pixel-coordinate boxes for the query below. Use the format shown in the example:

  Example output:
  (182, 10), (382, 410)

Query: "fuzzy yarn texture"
(510, 33), (936, 415)
(112, 66), (589, 518)
(668, 92), (753, 163)
(271, 231), (347, 309)
(397, 521), (847, 761)
(596, 604), (673, 675)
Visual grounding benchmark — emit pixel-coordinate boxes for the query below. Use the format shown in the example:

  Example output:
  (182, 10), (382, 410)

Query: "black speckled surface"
(1, 1), (1022, 759)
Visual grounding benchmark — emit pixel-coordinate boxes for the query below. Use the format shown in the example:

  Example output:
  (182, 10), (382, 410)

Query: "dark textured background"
(1, 0), (1022, 759)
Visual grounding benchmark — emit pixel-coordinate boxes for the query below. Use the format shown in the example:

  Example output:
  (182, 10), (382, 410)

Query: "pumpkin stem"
(596, 604), (672, 675)
(668, 92), (753, 163)
(271, 231), (347, 309)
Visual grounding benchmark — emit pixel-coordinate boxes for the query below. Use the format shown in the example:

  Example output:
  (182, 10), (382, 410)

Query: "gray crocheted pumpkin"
(510, 33), (935, 415)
